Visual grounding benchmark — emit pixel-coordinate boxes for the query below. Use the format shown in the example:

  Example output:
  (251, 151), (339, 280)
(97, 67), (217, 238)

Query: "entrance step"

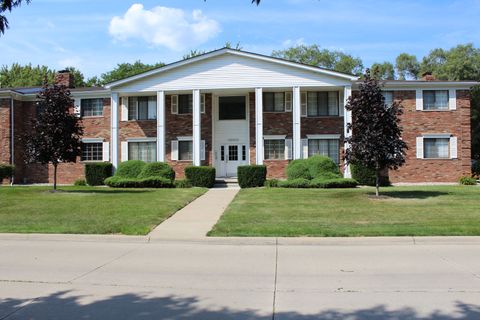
(214, 178), (240, 189)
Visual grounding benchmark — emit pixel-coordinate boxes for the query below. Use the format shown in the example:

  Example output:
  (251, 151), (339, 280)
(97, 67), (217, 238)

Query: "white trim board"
(306, 134), (341, 139)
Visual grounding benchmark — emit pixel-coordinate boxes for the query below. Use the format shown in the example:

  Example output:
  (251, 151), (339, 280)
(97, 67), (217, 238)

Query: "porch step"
(214, 178), (240, 189)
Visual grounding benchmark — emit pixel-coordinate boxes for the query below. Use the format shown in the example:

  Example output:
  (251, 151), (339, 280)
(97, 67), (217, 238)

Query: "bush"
(309, 178), (358, 189)
(238, 165), (267, 188)
(286, 160), (312, 180)
(85, 162), (113, 186)
(473, 160), (480, 178)
(140, 177), (174, 188)
(351, 163), (390, 186)
(104, 176), (173, 188)
(306, 155), (340, 179)
(174, 179), (192, 188)
(459, 176), (477, 185)
(0, 164), (14, 180)
(278, 178), (310, 188)
(138, 162), (175, 182)
(115, 160), (146, 178)
(185, 166), (216, 188)
(264, 179), (280, 188)
(74, 179), (86, 186)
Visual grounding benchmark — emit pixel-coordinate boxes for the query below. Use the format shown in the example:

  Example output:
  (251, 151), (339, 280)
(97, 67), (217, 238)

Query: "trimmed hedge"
(116, 160), (146, 178)
(85, 162), (113, 186)
(278, 178), (310, 188)
(473, 160), (480, 178)
(286, 160), (311, 180)
(286, 156), (340, 181)
(351, 163), (390, 186)
(174, 179), (193, 188)
(74, 179), (86, 186)
(185, 166), (216, 188)
(138, 162), (175, 182)
(309, 178), (358, 188)
(459, 176), (477, 185)
(264, 179), (280, 188)
(0, 164), (14, 180)
(104, 176), (174, 188)
(238, 165), (267, 188)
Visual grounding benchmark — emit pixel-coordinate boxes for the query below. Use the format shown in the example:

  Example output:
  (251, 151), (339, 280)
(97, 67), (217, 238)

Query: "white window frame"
(128, 96), (157, 121)
(416, 89), (457, 111)
(263, 135), (290, 160)
(382, 91), (394, 108)
(416, 134), (457, 159)
(81, 138), (104, 162)
(125, 137), (157, 162)
(171, 136), (205, 161)
(305, 134), (341, 164)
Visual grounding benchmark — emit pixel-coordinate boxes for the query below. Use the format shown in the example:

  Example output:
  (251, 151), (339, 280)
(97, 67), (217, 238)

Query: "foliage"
(471, 86), (480, 161)
(370, 62), (395, 80)
(278, 178), (311, 188)
(0, 0), (30, 35)
(309, 178), (358, 188)
(0, 64), (87, 88)
(73, 179), (86, 186)
(138, 177), (174, 188)
(395, 53), (420, 80)
(459, 176), (477, 185)
(115, 160), (146, 179)
(185, 166), (216, 188)
(183, 49), (207, 60)
(345, 70), (407, 196)
(272, 44), (364, 75)
(237, 165), (267, 188)
(286, 160), (311, 180)
(286, 156), (340, 181)
(104, 176), (173, 188)
(473, 160), (480, 178)
(351, 163), (390, 186)
(0, 163), (14, 180)
(84, 162), (112, 186)
(264, 179), (280, 188)
(138, 162), (175, 182)
(174, 179), (192, 188)
(23, 81), (83, 190)
(95, 61), (165, 85)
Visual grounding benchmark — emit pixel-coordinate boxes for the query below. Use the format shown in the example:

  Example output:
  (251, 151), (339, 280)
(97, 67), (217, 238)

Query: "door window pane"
(229, 145), (238, 161)
(424, 138), (449, 158)
(179, 141), (193, 160)
(128, 142), (156, 162)
(219, 96), (246, 120)
(264, 139), (285, 160)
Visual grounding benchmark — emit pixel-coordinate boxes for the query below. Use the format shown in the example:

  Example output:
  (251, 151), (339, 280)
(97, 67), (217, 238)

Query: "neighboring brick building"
(0, 49), (476, 184)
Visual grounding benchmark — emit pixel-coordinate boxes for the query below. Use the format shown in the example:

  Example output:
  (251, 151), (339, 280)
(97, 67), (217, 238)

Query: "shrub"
(278, 178), (310, 188)
(74, 179), (86, 186)
(104, 176), (140, 188)
(286, 160), (312, 180)
(0, 164), (14, 180)
(174, 179), (192, 188)
(237, 165), (267, 188)
(309, 178), (358, 188)
(306, 155), (340, 179)
(351, 163), (390, 186)
(264, 179), (280, 188)
(138, 162), (175, 182)
(115, 160), (146, 178)
(85, 162), (113, 186)
(140, 177), (174, 188)
(473, 160), (480, 178)
(459, 176), (477, 185)
(185, 166), (216, 188)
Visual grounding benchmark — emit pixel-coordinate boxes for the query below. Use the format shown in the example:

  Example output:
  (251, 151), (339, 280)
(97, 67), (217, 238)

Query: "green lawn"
(208, 186), (480, 237)
(0, 186), (206, 235)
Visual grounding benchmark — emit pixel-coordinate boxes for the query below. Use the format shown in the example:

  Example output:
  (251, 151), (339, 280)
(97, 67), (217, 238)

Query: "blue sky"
(2, 0), (480, 78)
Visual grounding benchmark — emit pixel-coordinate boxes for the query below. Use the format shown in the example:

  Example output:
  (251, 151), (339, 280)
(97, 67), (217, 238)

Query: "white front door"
(219, 144), (248, 177)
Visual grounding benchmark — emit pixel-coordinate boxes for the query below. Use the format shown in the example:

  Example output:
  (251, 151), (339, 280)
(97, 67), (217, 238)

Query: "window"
(424, 138), (449, 159)
(263, 92), (285, 112)
(242, 145), (247, 161)
(128, 142), (156, 162)
(382, 91), (394, 108)
(308, 139), (340, 164)
(128, 96), (157, 120)
(81, 142), (103, 161)
(178, 94), (193, 114)
(81, 98), (103, 117)
(307, 91), (339, 116)
(264, 139), (285, 160)
(423, 90), (449, 110)
(229, 145), (238, 161)
(179, 140), (193, 160)
(219, 96), (246, 120)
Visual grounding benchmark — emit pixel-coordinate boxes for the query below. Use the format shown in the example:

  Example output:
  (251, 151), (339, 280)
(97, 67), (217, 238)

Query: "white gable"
(111, 52), (354, 93)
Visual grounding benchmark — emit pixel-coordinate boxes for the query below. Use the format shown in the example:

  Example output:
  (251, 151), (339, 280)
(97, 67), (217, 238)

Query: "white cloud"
(282, 38), (305, 47)
(108, 4), (221, 51)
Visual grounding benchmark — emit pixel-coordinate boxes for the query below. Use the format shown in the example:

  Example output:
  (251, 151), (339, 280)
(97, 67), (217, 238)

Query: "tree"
(63, 66), (86, 87)
(24, 79), (83, 190)
(183, 49), (206, 60)
(395, 53), (420, 80)
(272, 44), (364, 75)
(370, 62), (395, 80)
(0, 0), (30, 35)
(0, 63), (55, 88)
(345, 70), (407, 196)
(96, 61), (165, 85)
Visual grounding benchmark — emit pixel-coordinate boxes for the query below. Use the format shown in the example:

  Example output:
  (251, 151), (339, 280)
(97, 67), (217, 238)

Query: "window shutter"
(285, 139), (293, 160)
(301, 92), (307, 117)
(301, 139), (308, 159)
(200, 94), (206, 113)
(450, 136), (458, 159)
(102, 142), (110, 162)
(74, 98), (81, 116)
(416, 137), (424, 159)
(171, 140), (179, 161)
(171, 95), (178, 114)
(284, 92), (292, 112)
(339, 91), (344, 117)
(121, 141), (128, 162)
(200, 140), (206, 161)
(416, 89), (423, 111)
(449, 89), (457, 110)
(121, 97), (128, 121)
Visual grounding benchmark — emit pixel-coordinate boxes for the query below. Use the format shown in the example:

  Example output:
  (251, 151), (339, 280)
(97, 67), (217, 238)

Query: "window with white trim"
(81, 142), (103, 161)
(423, 90), (449, 110)
(128, 141), (156, 162)
(382, 91), (394, 108)
(307, 91), (339, 116)
(81, 98), (103, 117)
(308, 139), (340, 164)
(423, 138), (449, 159)
(128, 96), (157, 120)
(264, 139), (285, 160)
(178, 94), (193, 114)
(179, 140), (193, 161)
(263, 92), (285, 112)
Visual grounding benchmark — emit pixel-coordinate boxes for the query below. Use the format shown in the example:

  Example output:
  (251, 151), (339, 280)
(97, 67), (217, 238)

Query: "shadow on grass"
(1, 291), (479, 319)
(375, 190), (449, 199)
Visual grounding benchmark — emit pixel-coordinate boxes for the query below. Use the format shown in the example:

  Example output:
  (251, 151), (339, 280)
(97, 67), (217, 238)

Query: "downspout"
(10, 96), (14, 185)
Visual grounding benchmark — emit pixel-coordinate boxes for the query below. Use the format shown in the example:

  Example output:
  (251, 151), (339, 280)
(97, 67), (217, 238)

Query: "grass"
(208, 186), (480, 237)
(0, 186), (206, 235)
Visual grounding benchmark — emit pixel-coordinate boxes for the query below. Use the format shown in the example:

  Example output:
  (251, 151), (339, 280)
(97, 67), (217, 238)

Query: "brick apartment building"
(0, 48), (475, 184)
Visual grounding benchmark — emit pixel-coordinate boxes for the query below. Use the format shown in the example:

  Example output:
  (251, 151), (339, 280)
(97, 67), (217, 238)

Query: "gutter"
(10, 97), (14, 185)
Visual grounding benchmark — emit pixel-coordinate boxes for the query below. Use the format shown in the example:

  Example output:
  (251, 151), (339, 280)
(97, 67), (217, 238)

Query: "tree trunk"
(53, 163), (57, 191)
(375, 168), (380, 197)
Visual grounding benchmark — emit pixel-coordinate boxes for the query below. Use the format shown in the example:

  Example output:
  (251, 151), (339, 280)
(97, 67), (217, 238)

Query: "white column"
(111, 92), (119, 170)
(343, 85), (352, 178)
(192, 89), (201, 166)
(292, 86), (301, 160)
(156, 91), (165, 162)
(255, 88), (264, 165)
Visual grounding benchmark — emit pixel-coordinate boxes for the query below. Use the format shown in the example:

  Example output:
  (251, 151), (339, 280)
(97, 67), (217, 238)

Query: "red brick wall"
(0, 98), (11, 184)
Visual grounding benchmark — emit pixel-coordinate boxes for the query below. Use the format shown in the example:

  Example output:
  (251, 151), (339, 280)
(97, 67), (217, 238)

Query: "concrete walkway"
(148, 186), (239, 240)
